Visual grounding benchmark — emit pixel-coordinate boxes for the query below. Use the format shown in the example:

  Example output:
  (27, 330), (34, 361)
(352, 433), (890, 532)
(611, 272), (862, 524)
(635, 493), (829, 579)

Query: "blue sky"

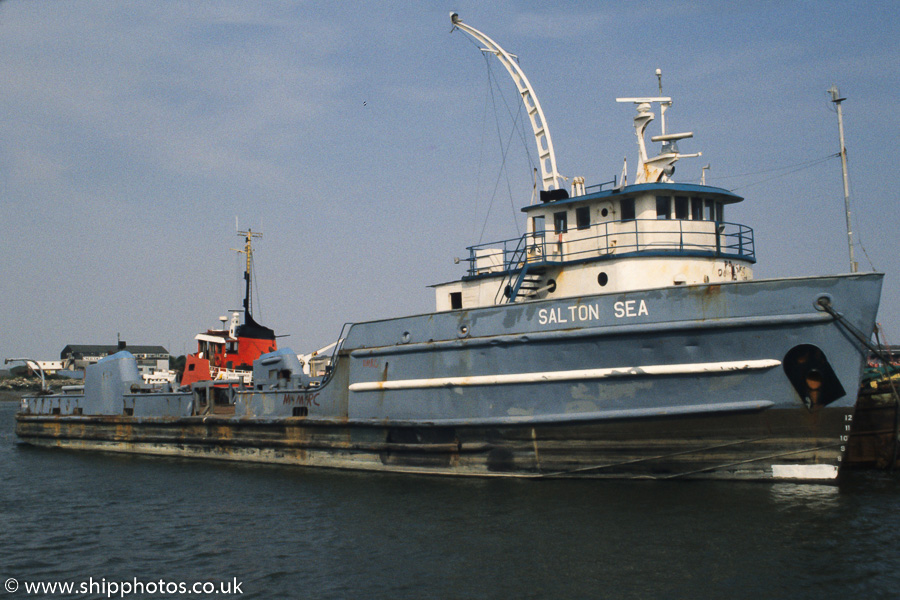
(1, 1), (898, 362)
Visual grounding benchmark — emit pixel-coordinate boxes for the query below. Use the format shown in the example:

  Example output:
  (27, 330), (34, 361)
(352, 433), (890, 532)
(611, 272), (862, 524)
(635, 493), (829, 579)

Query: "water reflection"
(768, 482), (840, 511)
(3, 400), (900, 599)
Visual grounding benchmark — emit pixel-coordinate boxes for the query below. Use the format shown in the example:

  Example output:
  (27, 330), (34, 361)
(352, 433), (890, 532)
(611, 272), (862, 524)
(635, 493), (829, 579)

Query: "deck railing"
(465, 219), (755, 277)
(210, 366), (252, 384)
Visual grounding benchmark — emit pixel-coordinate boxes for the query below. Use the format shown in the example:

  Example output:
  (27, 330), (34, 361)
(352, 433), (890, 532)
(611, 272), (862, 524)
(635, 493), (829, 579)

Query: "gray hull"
(16, 273), (883, 481)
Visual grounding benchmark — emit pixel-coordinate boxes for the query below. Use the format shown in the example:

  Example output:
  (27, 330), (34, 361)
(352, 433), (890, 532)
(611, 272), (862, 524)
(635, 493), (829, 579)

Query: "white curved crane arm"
(450, 12), (563, 192)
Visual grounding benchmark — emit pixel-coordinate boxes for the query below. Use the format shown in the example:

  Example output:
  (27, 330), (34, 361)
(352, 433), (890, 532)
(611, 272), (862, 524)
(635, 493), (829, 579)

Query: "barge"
(15, 14), (883, 480)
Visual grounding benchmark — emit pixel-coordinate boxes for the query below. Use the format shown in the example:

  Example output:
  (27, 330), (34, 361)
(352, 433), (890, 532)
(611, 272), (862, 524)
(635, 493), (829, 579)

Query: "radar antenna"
(450, 12), (563, 193)
(617, 70), (701, 184)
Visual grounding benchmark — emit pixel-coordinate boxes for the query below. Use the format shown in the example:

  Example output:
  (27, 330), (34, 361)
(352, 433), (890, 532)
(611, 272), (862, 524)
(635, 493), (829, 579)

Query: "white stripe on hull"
(771, 464), (839, 480)
(349, 359), (781, 392)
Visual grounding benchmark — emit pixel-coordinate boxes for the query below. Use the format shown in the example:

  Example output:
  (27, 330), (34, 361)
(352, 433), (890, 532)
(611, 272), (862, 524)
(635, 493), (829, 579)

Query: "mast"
(617, 71), (700, 185)
(450, 12), (564, 193)
(828, 86), (857, 273)
(235, 229), (263, 320)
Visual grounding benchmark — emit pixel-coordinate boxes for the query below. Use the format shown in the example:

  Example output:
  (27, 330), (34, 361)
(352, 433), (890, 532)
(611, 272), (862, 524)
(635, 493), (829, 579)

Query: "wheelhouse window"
(620, 198), (635, 221)
(704, 200), (723, 222)
(656, 196), (671, 219)
(553, 211), (568, 234)
(674, 196), (689, 220)
(532, 215), (545, 235)
(691, 197), (703, 220)
(576, 206), (590, 230)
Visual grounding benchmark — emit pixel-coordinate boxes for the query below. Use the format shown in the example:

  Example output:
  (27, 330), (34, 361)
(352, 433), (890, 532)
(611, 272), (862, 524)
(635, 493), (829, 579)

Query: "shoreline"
(0, 378), (81, 397)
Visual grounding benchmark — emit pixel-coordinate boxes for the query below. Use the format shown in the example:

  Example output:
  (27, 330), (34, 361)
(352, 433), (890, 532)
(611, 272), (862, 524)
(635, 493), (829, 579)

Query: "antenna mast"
(617, 70), (699, 184)
(829, 86), (857, 273)
(234, 229), (263, 319)
(450, 12), (563, 192)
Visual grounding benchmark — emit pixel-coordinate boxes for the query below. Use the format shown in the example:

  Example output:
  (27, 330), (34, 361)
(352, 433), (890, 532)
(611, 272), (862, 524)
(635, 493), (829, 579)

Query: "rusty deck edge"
(14, 399), (777, 428)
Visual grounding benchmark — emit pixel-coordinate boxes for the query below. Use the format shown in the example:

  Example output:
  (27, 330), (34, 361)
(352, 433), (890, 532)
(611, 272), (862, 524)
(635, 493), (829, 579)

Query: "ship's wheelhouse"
(433, 183), (755, 311)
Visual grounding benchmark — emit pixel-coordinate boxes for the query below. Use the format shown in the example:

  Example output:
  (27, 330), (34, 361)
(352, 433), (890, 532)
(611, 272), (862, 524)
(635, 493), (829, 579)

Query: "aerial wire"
(707, 150), (877, 271)
(479, 61), (523, 242)
(460, 32), (530, 243)
(717, 154), (838, 191)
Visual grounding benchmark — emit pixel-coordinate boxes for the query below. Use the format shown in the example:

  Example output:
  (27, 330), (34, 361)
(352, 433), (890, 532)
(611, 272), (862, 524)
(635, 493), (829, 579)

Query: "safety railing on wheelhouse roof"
(464, 219), (755, 277)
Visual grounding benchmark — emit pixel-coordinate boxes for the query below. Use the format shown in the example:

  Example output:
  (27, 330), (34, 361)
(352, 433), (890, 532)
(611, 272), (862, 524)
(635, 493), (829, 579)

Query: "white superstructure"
(436, 15), (754, 312)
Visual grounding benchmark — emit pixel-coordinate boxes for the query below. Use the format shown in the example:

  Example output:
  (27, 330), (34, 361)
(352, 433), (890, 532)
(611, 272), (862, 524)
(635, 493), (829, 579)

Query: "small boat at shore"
(845, 348), (900, 469)
(15, 14), (884, 481)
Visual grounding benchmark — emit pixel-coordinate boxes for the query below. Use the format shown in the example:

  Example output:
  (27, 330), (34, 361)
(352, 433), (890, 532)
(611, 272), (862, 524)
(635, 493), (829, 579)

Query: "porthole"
(597, 272), (609, 287)
(601, 208), (609, 218)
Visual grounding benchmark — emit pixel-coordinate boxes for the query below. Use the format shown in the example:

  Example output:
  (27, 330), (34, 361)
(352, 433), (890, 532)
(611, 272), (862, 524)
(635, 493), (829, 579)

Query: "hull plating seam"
(348, 312), (831, 356)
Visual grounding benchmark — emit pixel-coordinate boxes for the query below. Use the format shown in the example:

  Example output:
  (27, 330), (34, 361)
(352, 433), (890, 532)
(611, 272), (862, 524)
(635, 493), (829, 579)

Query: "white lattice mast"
(450, 12), (563, 193)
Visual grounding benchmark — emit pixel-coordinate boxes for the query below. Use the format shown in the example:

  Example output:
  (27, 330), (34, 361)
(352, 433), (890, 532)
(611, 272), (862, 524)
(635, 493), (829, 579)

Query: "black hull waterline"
(16, 404), (852, 481)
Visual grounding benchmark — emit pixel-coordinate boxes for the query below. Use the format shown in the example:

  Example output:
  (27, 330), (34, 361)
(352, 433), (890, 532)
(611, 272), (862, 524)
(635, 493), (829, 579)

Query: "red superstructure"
(180, 229), (277, 386)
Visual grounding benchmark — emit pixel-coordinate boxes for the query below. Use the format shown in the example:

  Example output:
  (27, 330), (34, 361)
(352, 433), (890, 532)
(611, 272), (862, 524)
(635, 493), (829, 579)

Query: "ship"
(845, 344), (900, 469)
(14, 14), (884, 481)
(180, 229), (277, 387)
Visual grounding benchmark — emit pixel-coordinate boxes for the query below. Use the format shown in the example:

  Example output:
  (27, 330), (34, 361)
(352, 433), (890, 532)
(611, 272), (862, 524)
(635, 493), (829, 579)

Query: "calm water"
(2, 398), (900, 600)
